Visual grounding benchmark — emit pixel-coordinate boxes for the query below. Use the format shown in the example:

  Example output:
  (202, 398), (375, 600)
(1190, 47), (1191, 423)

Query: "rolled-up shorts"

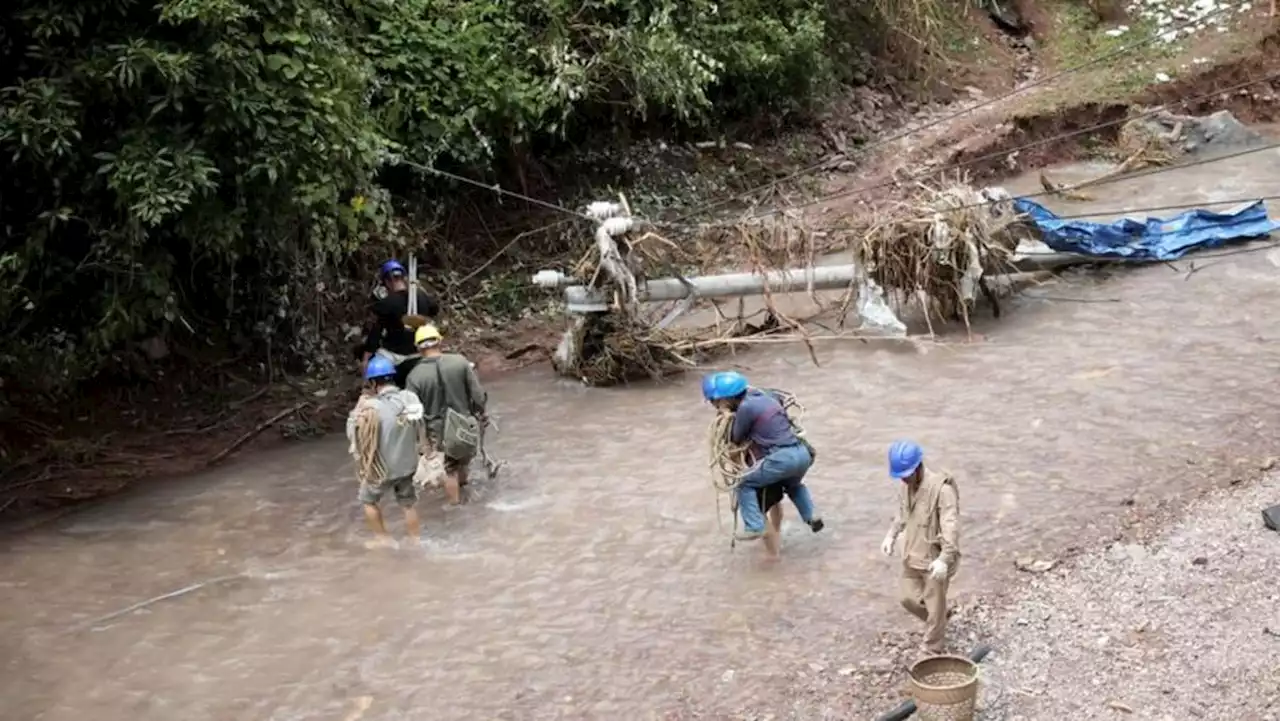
(359, 474), (418, 508)
(757, 482), (788, 514)
(424, 438), (471, 480)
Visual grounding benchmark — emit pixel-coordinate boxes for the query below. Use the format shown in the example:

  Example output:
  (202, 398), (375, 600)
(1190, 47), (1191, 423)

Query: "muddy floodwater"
(4, 149), (1280, 721)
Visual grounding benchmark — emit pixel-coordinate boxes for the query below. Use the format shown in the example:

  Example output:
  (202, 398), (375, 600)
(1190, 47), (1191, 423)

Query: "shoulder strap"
(431, 359), (447, 414)
(431, 357), (473, 414)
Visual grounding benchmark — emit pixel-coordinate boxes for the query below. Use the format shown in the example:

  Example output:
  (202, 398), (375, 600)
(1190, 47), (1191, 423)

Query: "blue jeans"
(737, 444), (816, 533)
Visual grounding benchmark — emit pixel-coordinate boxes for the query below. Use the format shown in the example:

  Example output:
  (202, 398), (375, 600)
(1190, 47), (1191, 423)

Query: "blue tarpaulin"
(1013, 198), (1280, 261)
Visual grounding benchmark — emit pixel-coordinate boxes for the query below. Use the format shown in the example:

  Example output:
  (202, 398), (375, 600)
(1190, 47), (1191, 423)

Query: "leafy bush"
(0, 0), (876, 394)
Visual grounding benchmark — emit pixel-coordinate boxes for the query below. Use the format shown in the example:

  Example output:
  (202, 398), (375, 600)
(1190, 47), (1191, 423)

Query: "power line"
(811, 143), (1280, 245)
(666, 3), (1243, 224)
(1020, 195), (1280, 225)
(744, 70), (1280, 220)
(902, 140), (1280, 220)
(396, 159), (593, 221)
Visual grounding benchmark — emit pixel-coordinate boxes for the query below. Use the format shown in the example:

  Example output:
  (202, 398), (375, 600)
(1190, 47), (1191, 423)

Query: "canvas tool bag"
(432, 360), (480, 461)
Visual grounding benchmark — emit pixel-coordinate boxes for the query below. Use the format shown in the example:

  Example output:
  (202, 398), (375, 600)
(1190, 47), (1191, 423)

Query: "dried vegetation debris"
(969, 472), (1280, 720)
(855, 178), (1034, 326)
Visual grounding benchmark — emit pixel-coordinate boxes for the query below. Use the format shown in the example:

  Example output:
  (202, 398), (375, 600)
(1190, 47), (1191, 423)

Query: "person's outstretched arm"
(465, 365), (488, 417)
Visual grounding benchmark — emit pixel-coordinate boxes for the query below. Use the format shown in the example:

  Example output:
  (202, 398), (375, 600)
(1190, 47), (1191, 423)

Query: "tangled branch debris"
(855, 177), (1032, 329)
(559, 208), (833, 386)
(556, 180), (1035, 386)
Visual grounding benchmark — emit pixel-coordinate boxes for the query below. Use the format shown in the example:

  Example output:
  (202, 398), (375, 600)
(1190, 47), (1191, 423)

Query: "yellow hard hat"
(414, 324), (442, 346)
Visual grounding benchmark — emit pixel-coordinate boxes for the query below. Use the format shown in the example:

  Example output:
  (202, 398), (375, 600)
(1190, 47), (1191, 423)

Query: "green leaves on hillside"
(0, 0), (836, 390)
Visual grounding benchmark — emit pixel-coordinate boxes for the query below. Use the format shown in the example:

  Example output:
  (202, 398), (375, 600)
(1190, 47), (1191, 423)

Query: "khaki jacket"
(889, 471), (960, 571)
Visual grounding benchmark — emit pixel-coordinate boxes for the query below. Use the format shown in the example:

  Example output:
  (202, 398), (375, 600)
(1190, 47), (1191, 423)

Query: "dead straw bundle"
(856, 178), (1026, 328)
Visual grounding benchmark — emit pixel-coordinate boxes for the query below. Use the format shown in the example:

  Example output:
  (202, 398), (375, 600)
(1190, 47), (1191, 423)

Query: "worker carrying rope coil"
(347, 355), (426, 549)
(703, 370), (825, 543)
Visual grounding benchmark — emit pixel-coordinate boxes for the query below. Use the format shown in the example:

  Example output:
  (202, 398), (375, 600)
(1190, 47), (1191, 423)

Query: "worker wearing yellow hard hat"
(414, 324), (442, 346)
(404, 324), (488, 505)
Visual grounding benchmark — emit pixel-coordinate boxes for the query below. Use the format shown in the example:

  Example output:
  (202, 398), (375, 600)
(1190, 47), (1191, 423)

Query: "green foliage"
(0, 0), (855, 394)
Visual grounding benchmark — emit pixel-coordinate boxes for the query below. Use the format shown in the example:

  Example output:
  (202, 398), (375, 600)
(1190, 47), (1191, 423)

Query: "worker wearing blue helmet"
(347, 355), (427, 549)
(704, 370), (824, 542)
(358, 258), (441, 387)
(880, 440), (961, 654)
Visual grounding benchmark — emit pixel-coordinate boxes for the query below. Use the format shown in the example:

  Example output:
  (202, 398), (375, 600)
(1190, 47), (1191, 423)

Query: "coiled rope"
(352, 396), (385, 484)
(706, 388), (809, 534)
(350, 390), (427, 485)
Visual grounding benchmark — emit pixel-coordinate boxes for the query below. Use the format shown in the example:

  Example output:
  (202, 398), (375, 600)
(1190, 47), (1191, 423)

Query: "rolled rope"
(353, 397), (386, 484)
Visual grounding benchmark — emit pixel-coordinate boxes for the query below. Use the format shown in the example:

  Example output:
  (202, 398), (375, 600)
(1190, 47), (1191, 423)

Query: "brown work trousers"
(899, 560), (959, 652)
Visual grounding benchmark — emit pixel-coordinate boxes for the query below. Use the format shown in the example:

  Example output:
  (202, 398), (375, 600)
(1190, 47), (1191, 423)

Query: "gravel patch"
(971, 473), (1280, 720)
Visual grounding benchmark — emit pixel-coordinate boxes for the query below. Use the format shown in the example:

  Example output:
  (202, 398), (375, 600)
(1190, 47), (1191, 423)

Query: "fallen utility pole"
(536, 264), (864, 313)
(533, 251), (1092, 314)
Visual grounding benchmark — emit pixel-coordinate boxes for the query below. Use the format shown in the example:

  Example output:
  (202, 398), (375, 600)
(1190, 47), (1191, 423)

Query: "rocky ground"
(960, 471), (1280, 720)
(771, 471), (1280, 721)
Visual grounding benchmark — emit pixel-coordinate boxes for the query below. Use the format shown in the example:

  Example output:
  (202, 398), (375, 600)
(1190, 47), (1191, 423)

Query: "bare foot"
(364, 536), (399, 550)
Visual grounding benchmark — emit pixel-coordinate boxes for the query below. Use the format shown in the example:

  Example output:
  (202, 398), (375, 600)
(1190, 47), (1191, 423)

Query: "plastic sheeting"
(1012, 198), (1280, 261)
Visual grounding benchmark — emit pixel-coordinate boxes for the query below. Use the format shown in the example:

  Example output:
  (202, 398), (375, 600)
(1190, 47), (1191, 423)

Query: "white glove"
(928, 558), (949, 580)
(880, 531), (897, 557)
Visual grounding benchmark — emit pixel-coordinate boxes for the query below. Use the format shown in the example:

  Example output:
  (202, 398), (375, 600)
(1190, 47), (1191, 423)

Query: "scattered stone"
(1107, 543), (1148, 563)
(1015, 557), (1059, 573)
(980, 473), (1280, 718)
(863, 658), (895, 673)
(1263, 504), (1280, 531)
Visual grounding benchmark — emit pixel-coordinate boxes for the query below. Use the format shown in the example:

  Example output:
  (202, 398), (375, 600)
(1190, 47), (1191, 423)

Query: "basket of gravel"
(907, 655), (980, 721)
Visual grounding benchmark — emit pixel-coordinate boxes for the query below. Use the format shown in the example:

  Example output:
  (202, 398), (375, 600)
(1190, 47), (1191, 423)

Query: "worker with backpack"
(404, 324), (488, 505)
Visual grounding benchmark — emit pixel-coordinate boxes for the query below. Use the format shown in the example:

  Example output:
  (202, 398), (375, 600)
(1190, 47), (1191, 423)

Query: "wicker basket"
(908, 655), (980, 721)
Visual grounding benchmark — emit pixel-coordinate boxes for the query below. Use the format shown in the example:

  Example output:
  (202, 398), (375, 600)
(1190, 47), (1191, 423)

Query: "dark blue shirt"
(730, 389), (798, 454)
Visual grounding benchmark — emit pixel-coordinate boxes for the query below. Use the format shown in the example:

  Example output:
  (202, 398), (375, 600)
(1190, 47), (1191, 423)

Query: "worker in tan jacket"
(879, 440), (960, 654)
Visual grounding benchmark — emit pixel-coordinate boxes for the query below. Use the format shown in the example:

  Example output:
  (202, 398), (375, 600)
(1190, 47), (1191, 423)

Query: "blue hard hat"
(701, 373), (718, 401)
(365, 355), (396, 381)
(888, 440), (924, 479)
(379, 259), (406, 279)
(702, 371), (749, 401)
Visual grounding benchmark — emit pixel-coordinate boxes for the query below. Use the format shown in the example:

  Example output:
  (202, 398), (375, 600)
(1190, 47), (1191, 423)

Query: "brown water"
(4, 149), (1280, 721)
